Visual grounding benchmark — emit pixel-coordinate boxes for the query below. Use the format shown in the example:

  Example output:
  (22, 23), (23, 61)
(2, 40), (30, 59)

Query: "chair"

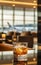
(5, 35), (12, 44)
(18, 36), (33, 48)
(20, 31), (32, 36)
(0, 34), (2, 43)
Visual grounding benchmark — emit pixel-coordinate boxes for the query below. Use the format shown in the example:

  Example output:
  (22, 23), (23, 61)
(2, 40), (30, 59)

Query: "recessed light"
(12, 4), (15, 6)
(34, 0), (37, 3)
(33, 58), (36, 61)
(33, 6), (36, 8)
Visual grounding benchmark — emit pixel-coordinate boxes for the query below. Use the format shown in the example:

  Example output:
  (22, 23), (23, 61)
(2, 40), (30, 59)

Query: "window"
(14, 7), (24, 25)
(3, 6), (13, 28)
(0, 6), (2, 28)
(25, 8), (37, 31)
(0, 6), (37, 32)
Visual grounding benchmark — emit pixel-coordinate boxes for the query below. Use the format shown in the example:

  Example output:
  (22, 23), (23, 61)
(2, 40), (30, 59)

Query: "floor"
(0, 58), (37, 65)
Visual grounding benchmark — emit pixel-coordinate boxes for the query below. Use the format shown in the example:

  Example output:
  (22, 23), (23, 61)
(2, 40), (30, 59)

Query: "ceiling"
(16, 0), (37, 3)
(0, 0), (37, 8)
(0, 0), (37, 3)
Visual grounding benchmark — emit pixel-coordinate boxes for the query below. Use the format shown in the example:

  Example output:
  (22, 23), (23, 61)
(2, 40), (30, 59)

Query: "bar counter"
(0, 43), (33, 51)
(0, 43), (13, 51)
(0, 43), (37, 65)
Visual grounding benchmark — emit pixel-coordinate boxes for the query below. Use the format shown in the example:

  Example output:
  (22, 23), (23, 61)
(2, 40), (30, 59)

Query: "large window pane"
(25, 8), (34, 24)
(25, 8), (37, 31)
(14, 7), (24, 25)
(3, 6), (13, 27)
(3, 15), (13, 19)
(25, 8), (34, 15)
(0, 6), (2, 28)
(14, 20), (23, 25)
(0, 6), (37, 32)
(15, 16), (23, 20)
(25, 16), (34, 20)
(25, 21), (34, 24)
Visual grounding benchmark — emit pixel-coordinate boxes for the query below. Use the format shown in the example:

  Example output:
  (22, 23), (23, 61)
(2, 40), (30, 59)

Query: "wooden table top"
(0, 43), (13, 51)
(0, 43), (32, 51)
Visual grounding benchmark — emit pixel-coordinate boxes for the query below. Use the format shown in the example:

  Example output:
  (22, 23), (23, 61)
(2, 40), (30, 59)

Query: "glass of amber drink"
(14, 42), (28, 65)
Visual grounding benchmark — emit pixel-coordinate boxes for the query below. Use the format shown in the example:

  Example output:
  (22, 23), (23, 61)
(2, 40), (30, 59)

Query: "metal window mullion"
(34, 8), (35, 31)
(1, 6), (3, 32)
(13, 7), (15, 26)
(23, 8), (25, 31)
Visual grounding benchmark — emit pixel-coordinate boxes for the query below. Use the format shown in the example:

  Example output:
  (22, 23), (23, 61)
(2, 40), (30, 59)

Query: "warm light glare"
(0, 1), (37, 6)
(34, 0), (37, 3)
(28, 61), (37, 64)
(33, 58), (36, 61)
(12, 4), (15, 6)
(33, 6), (36, 8)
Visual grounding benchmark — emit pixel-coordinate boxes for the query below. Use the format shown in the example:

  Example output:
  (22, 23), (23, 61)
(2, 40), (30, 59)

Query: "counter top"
(0, 43), (13, 51)
(0, 43), (33, 51)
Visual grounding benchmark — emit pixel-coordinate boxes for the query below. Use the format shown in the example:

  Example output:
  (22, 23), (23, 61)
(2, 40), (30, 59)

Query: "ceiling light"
(34, 0), (37, 3)
(0, 1), (37, 6)
(12, 4), (15, 6)
(33, 58), (36, 61)
(33, 6), (36, 8)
